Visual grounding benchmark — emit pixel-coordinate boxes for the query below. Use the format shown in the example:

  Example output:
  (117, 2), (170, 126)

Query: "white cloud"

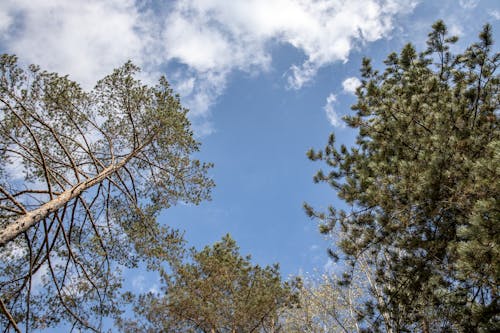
(130, 273), (160, 294)
(132, 274), (146, 292)
(0, 0), (150, 89)
(0, 0), (417, 134)
(4, 152), (25, 180)
(490, 10), (500, 20)
(448, 23), (464, 37)
(324, 94), (344, 128)
(342, 77), (362, 95)
(0, 10), (12, 36)
(458, 0), (480, 9)
(288, 61), (320, 90)
(164, 0), (417, 92)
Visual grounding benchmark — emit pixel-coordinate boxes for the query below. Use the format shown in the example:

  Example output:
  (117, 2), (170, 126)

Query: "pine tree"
(0, 55), (214, 332)
(118, 235), (297, 333)
(306, 21), (499, 332)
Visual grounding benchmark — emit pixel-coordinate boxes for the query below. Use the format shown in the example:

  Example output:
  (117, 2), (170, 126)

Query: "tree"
(118, 235), (297, 333)
(280, 272), (364, 333)
(306, 21), (499, 332)
(0, 55), (214, 332)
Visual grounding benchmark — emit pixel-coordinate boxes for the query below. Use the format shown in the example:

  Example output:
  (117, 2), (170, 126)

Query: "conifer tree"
(0, 56), (214, 332)
(119, 235), (297, 333)
(306, 21), (499, 332)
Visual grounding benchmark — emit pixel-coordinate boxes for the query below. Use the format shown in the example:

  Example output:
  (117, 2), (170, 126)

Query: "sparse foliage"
(0, 55), (214, 332)
(280, 272), (365, 333)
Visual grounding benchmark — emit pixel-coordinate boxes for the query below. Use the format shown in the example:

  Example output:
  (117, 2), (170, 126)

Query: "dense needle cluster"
(306, 21), (499, 331)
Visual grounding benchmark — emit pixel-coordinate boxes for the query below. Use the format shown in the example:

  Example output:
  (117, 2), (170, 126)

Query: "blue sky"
(1, 0), (499, 287)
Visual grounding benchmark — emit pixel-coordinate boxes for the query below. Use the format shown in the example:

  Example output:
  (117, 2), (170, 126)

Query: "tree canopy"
(119, 234), (297, 333)
(280, 272), (365, 332)
(1, 19), (498, 333)
(306, 21), (499, 332)
(0, 55), (214, 332)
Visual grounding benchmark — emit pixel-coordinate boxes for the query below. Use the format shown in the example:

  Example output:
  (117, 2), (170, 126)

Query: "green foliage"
(307, 21), (499, 332)
(0, 56), (214, 331)
(118, 235), (297, 333)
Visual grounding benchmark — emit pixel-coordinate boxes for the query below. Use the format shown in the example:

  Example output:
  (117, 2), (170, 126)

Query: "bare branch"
(0, 297), (21, 333)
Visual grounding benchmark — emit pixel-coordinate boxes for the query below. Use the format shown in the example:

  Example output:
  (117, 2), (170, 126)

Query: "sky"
(1, 0), (499, 290)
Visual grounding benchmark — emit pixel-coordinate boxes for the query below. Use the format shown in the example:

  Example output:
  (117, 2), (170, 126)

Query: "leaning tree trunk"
(0, 142), (147, 247)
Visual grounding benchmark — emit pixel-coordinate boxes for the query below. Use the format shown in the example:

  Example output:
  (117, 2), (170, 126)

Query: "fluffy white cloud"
(163, 0), (417, 92)
(0, 0), (417, 134)
(0, 0), (152, 89)
(160, 0), (417, 120)
(324, 93), (344, 128)
(342, 77), (362, 95)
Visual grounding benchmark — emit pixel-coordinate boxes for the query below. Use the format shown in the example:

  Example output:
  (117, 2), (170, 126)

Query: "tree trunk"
(0, 154), (132, 247)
